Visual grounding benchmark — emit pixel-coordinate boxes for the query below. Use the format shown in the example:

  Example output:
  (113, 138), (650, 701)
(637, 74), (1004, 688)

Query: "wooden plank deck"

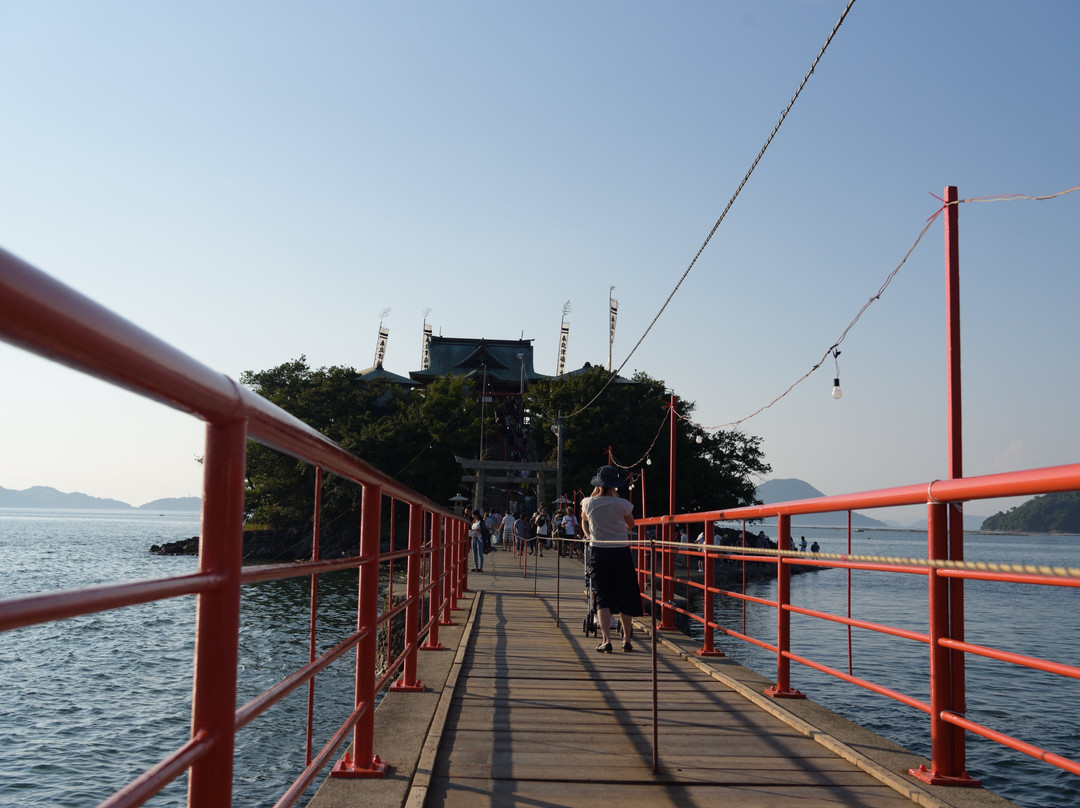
(310, 550), (1018, 808)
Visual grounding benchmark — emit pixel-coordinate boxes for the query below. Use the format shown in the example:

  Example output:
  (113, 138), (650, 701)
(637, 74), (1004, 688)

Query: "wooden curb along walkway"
(313, 552), (1018, 808)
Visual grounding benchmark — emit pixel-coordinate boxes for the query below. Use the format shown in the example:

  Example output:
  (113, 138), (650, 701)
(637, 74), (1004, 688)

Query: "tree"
(982, 492), (1080, 533)
(239, 358), (481, 529)
(525, 366), (770, 516)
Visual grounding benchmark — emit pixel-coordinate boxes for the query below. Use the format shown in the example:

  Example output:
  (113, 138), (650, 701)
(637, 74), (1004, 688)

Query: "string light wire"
(691, 185), (1080, 431)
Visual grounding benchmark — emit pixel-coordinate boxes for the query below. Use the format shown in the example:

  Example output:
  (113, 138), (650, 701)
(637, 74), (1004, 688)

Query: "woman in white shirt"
(580, 466), (643, 653)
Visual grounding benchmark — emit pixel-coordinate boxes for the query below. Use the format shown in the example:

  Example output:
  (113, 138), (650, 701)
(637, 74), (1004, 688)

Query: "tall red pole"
(668, 394), (676, 516)
(911, 186), (978, 787)
(945, 184), (969, 778)
(660, 395), (676, 630)
(945, 185), (962, 482)
(306, 467), (323, 765)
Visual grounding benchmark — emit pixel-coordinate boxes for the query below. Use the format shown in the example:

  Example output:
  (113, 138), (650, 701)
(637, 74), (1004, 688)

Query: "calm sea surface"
(0, 509), (358, 808)
(3, 512), (1080, 807)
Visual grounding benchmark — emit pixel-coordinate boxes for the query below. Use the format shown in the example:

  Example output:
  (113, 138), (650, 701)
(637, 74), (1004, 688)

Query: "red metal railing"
(636, 462), (1080, 786)
(0, 246), (469, 807)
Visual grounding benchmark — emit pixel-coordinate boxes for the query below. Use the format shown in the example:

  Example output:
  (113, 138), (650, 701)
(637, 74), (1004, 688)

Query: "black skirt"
(589, 545), (644, 617)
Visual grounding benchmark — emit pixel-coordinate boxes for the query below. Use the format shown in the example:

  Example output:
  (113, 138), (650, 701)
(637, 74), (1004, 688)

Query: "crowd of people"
(468, 503), (584, 571)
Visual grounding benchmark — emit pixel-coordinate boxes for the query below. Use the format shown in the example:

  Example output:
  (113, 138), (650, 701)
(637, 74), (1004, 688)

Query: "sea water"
(0, 509), (358, 807)
(3, 513), (1080, 807)
(689, 527), (1080, 808)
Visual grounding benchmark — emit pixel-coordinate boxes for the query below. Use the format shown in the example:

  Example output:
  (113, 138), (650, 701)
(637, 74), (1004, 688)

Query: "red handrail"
(0, 246), (468, 806)
(635, 462), (1080, 787)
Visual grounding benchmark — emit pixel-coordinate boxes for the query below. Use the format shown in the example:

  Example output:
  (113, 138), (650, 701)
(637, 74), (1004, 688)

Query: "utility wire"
(565, 0), (859, 421)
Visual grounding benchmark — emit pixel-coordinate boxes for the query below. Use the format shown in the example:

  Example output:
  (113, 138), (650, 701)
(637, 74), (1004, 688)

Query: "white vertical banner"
(556, 322), (570, 377)
(608, 290), (618, 372)
(374, 327), (389, 366)
(421, 324), (432, 369)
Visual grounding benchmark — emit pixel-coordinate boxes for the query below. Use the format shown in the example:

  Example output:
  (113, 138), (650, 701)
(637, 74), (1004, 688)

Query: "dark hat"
(590, 465), (625, 488)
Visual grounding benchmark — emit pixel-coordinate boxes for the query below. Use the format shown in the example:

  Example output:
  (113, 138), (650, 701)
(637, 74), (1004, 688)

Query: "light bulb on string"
(646, 457), (652, 466)
(830, 349), (843, 400)
(695, 435), (703, 444)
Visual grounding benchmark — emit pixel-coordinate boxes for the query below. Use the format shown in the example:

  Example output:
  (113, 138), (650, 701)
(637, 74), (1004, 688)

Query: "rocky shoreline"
(150, 525), (371, 562)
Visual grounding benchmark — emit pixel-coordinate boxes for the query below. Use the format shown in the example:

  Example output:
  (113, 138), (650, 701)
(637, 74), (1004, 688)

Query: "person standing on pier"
(470, 510), (486, 572)
(513, 512), (529, 558)
(501, 511), (515, 550)
(580, 466), (643, 653)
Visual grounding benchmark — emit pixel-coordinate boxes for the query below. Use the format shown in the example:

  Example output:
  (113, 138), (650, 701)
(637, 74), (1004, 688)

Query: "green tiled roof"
(409, 337), (549, 389)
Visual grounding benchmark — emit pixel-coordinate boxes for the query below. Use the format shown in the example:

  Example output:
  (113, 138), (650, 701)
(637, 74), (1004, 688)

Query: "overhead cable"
(565, 0), (859, 420)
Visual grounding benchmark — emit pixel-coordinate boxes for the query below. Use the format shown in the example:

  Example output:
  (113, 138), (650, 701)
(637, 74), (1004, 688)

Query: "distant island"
(0, 485), (200, 511)
(981, 491), (1080, 534)
(756, 479), (888, 528)
(755, 478), (987, 531)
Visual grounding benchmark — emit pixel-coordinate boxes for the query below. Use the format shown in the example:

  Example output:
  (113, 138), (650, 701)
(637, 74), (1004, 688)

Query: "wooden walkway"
(310, 551), (1018, 808)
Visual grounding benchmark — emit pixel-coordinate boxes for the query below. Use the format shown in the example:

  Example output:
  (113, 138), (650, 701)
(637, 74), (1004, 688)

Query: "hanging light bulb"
(831, 348), (843, 400)
(695, 435), (703, 444)
(646, 457), (652, 466)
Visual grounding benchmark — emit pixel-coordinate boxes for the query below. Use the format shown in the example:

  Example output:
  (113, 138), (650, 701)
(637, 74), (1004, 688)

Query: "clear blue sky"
(1, 1), (1077, 523)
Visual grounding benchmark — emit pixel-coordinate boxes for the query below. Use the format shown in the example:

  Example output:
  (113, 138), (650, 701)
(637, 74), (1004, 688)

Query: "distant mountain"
(903, 513), (987, 532)
(754, 479), (887, 528)
(981, 492), (1080, 534)
(0, 485), (132, 510)
(138, 497), (201, 511)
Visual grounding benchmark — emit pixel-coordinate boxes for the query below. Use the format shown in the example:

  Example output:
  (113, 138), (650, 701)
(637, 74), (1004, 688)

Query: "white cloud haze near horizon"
(2, 1), (1078, 525)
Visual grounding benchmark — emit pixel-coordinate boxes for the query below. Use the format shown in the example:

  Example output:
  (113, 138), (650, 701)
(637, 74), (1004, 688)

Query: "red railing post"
(911, 503), (980, 786)
(332, 482), (387, 778)
(392, 502), (426, 691)
(440, 518), (456, 626)
(187, 419), (247, 808)
(766, 513), (804, 698)
(698, 520), (723, 657)
(660, 520), (676, 630)
(306, 467), (324, 766)
(425, 514), (449, 645)
(448, 519), (463, 609)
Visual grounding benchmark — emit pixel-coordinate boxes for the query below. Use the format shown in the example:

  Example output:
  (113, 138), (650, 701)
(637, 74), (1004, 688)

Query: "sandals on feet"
(595, 641), (613, 654)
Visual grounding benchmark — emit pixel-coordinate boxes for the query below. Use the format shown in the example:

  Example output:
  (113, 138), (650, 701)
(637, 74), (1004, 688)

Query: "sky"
(1, 1), (1078, 523)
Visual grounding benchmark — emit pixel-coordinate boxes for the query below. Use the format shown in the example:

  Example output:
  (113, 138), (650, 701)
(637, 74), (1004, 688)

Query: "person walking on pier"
(501, 511), (515, 550)
(580, 466), (643, 653)
(513, 512), (528, 558)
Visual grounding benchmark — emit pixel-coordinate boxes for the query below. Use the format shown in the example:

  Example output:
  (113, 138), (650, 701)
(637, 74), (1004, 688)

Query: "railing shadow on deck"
(0, 247), (470, 807)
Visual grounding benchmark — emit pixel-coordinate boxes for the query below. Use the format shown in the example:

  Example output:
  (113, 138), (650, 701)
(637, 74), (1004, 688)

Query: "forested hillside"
(981, 491), (1080, 533)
